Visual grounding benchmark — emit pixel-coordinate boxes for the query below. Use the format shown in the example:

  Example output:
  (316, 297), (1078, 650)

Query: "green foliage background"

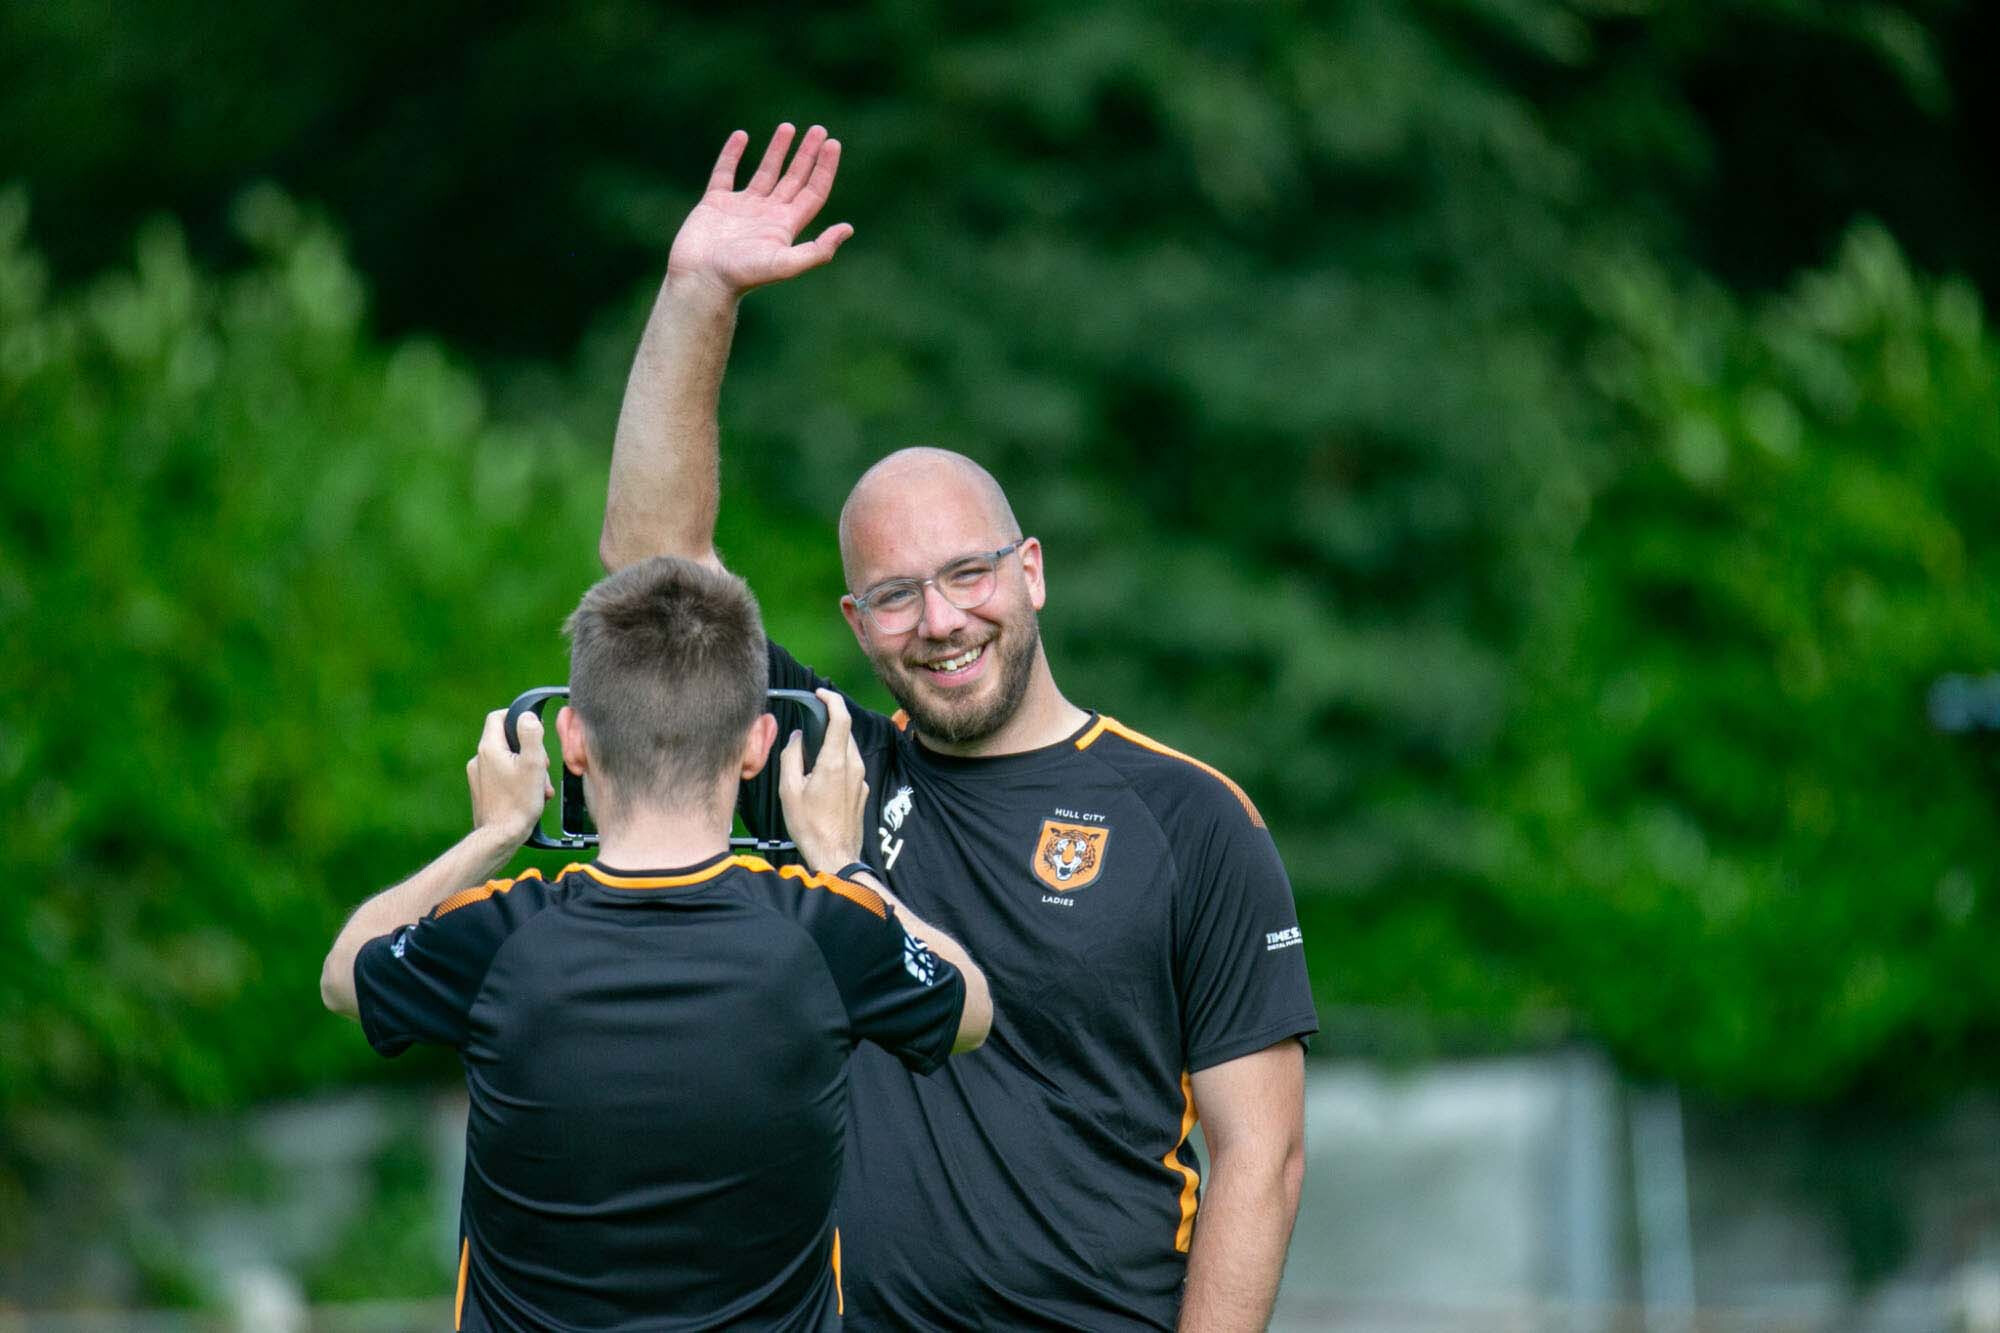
(3, 0), (1998, 1116)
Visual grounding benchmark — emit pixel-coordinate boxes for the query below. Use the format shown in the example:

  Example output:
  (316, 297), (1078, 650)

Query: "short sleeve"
(738, 642), (899, 843)
(1173, 810), (1319, 1072)
(352, 870), (549, 1057)
(795, 871), (965, 1075)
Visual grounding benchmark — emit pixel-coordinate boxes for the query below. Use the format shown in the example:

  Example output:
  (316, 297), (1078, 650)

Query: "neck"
(590, 786), (737, 870)
(918, 652), (1089, 758)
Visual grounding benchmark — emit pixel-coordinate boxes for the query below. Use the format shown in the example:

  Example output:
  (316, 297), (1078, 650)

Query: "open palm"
(668, 124), (853, 295)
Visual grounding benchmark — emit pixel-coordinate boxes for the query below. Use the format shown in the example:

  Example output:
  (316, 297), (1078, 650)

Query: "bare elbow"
(1281, 1126), (1306, 1212)
(597, 528), (628, 575)
(320, 949), (356, 1019)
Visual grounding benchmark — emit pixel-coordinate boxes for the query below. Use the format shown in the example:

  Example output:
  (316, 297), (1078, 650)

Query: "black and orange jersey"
(351, 851), (965, 1333)
(742, 644), (1319, 1331)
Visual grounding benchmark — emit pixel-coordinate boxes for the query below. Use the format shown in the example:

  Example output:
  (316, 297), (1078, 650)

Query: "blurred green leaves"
(2, 1), (1998, 1107)
(1482, 225), (2000, 1097)
(0, 187), (867, 1111)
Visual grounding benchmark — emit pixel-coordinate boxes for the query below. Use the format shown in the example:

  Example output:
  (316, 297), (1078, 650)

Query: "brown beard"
(873, 611), (1040, 746)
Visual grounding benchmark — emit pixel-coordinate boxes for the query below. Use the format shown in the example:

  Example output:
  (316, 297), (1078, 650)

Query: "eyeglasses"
(850, 539), (1030, 635)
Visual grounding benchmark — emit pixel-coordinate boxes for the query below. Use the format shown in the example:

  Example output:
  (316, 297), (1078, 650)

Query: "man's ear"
(1019, 536), (1047, 612)
(839, 594), (869, 648)
(556, 705), (589, 778)
(740, 711), (780, 781)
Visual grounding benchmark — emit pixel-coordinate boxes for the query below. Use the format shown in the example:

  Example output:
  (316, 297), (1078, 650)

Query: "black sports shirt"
(744, 644), (1319, 1330)
(352, 852), (966, 1332)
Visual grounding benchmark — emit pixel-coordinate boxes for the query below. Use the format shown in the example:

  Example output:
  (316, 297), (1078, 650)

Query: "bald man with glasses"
(599, 124), (1318, 1333)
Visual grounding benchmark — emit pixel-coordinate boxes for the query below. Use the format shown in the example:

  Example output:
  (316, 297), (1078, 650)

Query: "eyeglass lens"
(867, 557), (1000, 632)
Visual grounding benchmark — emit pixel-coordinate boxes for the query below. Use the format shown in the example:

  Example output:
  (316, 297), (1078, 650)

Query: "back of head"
(564, 557), (768, 815)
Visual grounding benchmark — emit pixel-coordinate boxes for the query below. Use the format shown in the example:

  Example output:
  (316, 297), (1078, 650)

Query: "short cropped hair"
(564, 557), (768, 812)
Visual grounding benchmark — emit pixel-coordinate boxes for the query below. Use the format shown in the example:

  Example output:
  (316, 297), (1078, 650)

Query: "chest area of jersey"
(865, 757), (1168, 959)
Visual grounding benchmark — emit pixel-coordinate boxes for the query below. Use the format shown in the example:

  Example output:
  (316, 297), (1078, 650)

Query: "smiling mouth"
(918, 644), (985, 677)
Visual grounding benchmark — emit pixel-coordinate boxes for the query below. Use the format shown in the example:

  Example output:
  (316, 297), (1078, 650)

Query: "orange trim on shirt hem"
(832, 1227), (844, 1315)
(1076, 717), (1265, 828)
(455, 1237), (469, 1329)
(1166, 1070), (1201, 1252)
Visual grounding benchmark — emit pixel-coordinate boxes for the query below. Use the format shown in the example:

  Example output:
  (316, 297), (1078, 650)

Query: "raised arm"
(601, 124), (853, 572)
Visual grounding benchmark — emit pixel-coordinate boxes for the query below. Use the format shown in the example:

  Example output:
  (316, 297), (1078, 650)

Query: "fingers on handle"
(707, 129), (749, 193)
(480, 708), (509, 755)
(511, 710), (546, 765)
(778, 730), (805, 796)
(746, 123), (797, 194)
(816, 688), (854, 754)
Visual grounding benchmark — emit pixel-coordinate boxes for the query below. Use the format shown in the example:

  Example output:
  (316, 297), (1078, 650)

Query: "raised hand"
(668, 124), (854, 299)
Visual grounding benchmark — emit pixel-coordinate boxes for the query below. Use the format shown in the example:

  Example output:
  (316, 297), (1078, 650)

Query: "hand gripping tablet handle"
(503, 687), (583, 850)
(502, 686), (831, 851)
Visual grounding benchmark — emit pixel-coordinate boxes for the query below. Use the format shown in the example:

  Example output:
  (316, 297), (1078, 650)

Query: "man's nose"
(919, 582), (970, 639)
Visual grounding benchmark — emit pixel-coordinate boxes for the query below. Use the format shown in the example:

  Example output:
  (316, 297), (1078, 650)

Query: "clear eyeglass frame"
(851, 538), (1030, 634)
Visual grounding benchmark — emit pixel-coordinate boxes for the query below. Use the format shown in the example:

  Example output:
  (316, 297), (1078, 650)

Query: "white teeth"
(927, 646), (984, 672)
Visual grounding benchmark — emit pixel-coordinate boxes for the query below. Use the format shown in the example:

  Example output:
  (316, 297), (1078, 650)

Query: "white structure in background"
(1266, 1054), (2000, 1332)
(1269, 1052), (1626, 1333)
(223, 1265), (305, 1333)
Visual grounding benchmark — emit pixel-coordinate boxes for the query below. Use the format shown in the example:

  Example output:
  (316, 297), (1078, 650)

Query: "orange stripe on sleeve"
(455, 1237), (469, 1329)
(778, 862), (888, 919)
(832, 1228), (844, 1315)
(434, 867), (543, 919)
(1165, 1071), (1201, 1252)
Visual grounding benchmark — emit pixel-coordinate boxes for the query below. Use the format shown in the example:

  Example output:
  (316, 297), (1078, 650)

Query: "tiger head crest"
(1032, 820), (1110, 892)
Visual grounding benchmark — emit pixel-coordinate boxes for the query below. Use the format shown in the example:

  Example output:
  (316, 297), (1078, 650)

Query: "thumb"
(778, 729), (805, 795)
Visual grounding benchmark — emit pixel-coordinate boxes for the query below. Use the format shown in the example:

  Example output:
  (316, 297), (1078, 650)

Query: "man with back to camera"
(599, 126), (1318, 1330)
(319, 555), (993, 1331)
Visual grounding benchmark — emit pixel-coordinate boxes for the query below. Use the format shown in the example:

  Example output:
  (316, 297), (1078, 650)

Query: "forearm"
(1178, 1137), (1305, 1332)
(601, 275), (738, 572)
(851, 871), (992, 1052)
(320, 824), (520, 1018)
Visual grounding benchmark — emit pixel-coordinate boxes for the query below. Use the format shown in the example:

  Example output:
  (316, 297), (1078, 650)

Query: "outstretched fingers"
(705, 129), (749, 195)
(773, 125), (829, 203)
(786, 136), (843, 217)
(744, 123), (797, 195)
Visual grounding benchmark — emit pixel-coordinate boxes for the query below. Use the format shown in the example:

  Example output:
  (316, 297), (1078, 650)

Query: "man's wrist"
(469, 819), (529, 861)
(664, 269), (743, 312)
(794, 839), (858, 876)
